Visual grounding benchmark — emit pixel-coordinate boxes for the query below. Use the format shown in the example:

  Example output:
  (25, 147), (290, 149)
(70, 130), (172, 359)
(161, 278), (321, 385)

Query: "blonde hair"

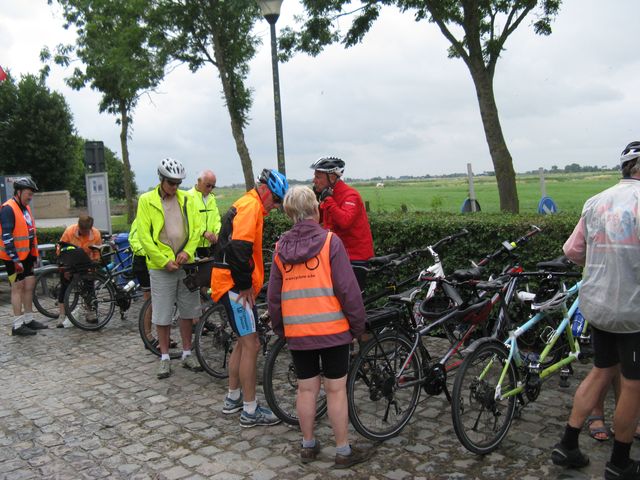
(283, 186), (319, 223)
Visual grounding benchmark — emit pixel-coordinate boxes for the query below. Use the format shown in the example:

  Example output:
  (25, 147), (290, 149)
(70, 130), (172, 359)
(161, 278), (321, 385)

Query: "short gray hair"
(283, 186), (318, 223)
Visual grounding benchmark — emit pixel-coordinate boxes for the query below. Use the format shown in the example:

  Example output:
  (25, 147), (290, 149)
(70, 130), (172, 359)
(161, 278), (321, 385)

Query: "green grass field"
(110, 171), (619, 230)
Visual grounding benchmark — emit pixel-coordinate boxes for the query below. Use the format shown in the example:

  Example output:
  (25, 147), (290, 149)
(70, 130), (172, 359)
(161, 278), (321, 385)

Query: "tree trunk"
(210, 30), (255, 190)
(118, 101), (135, 224)
(467, 61), (519, 213)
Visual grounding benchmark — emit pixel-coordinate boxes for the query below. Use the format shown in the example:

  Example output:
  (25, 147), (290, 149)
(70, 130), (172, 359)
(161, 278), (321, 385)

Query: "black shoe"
(605, 460), (640, 480)
(25, 319), (49, 330)
(551, 443), (589, 468)
(11, 324), (37, 336)
(334, 445), (372, 469)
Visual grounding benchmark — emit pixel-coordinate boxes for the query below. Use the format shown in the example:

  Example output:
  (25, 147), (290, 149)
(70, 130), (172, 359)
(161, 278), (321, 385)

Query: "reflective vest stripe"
(0, 199), (37, 261)
(275, 232), (350, 338)
(281, 287), (335, 300)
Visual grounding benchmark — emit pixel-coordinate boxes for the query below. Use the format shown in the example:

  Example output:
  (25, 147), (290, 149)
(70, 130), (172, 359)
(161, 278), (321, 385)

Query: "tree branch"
(423, 0), (470, 65)
(487, 2), (535, 73)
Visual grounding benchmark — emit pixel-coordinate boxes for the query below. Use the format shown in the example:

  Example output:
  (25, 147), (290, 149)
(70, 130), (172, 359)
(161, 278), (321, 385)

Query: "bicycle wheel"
(194, 303), (235, 379)
(262, 337), (328, 425)
(347, 332), (421, 441)
(64, 271), (116, 331)
(137, 298), (183, 359)
(33, 267), (63, 318)
(451, 339), (518, 455)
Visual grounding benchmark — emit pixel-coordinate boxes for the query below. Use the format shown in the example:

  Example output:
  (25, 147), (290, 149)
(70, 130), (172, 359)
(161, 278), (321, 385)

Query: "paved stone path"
(0, 282), (637, 479)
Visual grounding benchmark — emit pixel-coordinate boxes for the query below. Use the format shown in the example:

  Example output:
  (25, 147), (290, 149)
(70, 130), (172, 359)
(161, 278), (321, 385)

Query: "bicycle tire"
(64, 271), (116, 331)
(451, 339), (518, 455)
(137, 297), (183, 359)
(262, 336), (328, 426)
(194, 303), (234, 379)
(347, 332), (421, 441)
(33, 267), (63, 318)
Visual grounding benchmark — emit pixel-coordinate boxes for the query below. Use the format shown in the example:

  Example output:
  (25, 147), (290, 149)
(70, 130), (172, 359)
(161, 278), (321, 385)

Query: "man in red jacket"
(311, 157), (374, 290)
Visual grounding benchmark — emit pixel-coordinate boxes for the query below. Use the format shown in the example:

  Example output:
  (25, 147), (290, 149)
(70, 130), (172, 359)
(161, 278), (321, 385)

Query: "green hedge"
(38, 211), (580, 274)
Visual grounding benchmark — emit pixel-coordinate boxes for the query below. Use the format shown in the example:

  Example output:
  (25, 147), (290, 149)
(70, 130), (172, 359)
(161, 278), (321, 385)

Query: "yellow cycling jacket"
(187, 186), (221, 249)
(135, 186), (200, 270)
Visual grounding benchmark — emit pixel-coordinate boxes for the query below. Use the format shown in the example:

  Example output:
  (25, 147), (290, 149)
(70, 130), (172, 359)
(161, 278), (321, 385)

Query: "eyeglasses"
(205, 183), (216, 189)
(165, 179), (182, 187)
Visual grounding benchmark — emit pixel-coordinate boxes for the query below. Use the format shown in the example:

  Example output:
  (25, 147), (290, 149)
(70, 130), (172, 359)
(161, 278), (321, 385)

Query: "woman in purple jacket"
(267, 186), (369, 468)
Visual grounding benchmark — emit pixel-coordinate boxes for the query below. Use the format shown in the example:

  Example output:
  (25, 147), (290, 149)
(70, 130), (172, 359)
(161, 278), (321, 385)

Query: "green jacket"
(136, 186), (200, 270)
(128, 218), (145, 256)
(188, 186), (221, 249)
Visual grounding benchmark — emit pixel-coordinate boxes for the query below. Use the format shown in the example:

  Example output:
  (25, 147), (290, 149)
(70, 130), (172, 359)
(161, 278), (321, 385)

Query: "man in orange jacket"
(0, 177), (48, 335)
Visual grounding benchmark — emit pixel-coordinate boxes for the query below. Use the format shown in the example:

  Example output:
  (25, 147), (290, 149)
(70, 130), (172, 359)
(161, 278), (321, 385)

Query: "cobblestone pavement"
(0, 282), (637, 480)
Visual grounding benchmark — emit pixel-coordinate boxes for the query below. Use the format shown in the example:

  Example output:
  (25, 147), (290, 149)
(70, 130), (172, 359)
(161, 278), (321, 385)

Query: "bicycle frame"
(492, 280), (581, 401)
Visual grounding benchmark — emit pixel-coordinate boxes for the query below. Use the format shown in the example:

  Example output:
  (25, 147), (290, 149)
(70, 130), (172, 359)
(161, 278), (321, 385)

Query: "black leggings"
(289, 344), (350, 380)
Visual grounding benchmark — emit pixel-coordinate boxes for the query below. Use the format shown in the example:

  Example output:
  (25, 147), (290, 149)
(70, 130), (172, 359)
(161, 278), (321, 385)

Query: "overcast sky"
(1, 0), (639, 190)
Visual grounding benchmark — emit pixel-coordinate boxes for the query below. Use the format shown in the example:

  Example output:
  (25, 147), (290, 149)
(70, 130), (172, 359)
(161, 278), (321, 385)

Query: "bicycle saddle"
(536, 256), (573, 271)
(452, 266), (485, 281)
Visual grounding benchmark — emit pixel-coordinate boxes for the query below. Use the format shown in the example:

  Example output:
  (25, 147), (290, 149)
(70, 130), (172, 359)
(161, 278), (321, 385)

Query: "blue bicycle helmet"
(258, 168), (288, 202)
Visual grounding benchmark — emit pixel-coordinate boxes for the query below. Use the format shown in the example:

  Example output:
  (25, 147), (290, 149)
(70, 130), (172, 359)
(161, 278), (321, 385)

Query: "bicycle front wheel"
(137, 298), (183, 359)
(194, 303), (235, 379)
(263, 337), (328, 426)
(64, 272), (116, 330)
(451, 339), (518, 455)
(33, 267), (63, 318)
(347, 332), (421, 441)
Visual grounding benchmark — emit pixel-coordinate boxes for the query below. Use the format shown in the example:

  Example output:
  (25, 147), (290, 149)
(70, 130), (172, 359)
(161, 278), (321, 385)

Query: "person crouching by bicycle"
(267, 186), (370, 468)
(136, 158), (203, 379)
(211, 168), (287, 428)
(310, 157), (374, 292)
(551, 141), (640, 480)
(56, 215), (102, 328)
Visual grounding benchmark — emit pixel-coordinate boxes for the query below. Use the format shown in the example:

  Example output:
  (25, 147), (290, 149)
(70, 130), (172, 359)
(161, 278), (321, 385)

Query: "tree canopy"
(280, 0), (561, 212)
(0, 72), (79, 194)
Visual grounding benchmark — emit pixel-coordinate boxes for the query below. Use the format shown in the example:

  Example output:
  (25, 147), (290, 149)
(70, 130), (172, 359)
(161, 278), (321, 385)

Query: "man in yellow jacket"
(136, 158), (202, 379)
(187, 169), (221, 258)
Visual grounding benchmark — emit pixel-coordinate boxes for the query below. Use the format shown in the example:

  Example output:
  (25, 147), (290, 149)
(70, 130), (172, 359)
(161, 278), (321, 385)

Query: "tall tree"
(280, 0), (561, 213)
(156, 0), (263, 189)
(42, 0), (168, 223)
(0, 72), (77, 193)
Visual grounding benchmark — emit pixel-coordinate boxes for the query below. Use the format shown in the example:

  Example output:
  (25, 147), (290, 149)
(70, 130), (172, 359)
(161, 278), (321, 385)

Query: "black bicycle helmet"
(310, 157), (345, 177)
(157, 157), (186, 181)
(620, 141), (640, 167)
(13, 177), (39, 192)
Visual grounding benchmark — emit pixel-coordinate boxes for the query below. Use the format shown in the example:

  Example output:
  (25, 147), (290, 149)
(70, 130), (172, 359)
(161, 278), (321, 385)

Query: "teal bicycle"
(450, 258), (587, 454)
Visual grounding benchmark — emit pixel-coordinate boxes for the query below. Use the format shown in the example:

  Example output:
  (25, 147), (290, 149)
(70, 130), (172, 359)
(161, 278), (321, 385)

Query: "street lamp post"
(257, 0), (286, 176)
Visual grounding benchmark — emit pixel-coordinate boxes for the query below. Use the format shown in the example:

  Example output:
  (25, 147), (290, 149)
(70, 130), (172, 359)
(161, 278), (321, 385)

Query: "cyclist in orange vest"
(0, 177), (48, 336)
(211, 168), (287, 428)
(267, 186), (369, 468)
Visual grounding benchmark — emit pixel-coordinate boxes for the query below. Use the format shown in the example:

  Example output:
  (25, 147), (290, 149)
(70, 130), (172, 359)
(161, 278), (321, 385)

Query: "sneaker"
(57, 317), (73, 329)
(222, 394), (243, 414)
(182, 354), (203, 372)
(551, 443), (590, 468)
(11, 324), (37, 336)
(605, 460), (640, 480)
(334, 445), (372, 469)
(300, 440), (321, 464)
(24, 319), (49, 330)
(157, 359), (171, 379)
(239, 405), (281, 428)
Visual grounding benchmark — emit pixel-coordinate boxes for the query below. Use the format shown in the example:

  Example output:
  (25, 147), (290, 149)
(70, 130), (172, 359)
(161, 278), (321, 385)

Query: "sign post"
(86, 172), (111, 233)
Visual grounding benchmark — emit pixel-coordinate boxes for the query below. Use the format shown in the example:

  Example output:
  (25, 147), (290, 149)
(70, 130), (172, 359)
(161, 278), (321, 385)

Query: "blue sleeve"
(0, 205), (19, 262)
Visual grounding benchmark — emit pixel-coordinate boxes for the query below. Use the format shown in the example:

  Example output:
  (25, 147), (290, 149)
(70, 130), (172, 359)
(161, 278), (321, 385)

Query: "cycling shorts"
(219, 290), (258, 337)
(290, 344), (350, 380)
(132, 255), (150, 291)
(3, 254), (36, 283)
(592, 326), (640, 380)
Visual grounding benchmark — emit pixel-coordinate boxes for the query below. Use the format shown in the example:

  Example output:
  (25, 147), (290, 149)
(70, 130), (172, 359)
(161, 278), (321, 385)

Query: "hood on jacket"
(276, 220), (328, 265)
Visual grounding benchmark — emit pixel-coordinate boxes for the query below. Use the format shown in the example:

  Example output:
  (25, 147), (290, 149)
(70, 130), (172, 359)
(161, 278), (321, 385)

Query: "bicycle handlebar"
(476, 225), (541, 267)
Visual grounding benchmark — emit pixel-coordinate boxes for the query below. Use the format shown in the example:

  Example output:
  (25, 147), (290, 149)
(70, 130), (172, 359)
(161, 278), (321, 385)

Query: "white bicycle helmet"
(310, 157), (345, 177)
(158, 157), (186, 181)
(620, 141), (640, 167)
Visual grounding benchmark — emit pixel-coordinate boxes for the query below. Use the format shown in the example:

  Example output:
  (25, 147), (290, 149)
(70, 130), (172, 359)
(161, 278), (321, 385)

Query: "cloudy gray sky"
(1, 0), (639, 190)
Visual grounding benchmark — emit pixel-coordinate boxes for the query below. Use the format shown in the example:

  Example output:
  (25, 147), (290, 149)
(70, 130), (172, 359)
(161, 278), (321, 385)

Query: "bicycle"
(62, 241), (141, 330)
(345, 227), (542, 441)
(450, 258), (584, 455)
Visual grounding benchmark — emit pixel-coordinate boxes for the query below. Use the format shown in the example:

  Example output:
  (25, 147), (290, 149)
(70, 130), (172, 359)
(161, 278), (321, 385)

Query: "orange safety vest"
(0, 198), (38, 261)
(274, 232), (350, 338)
